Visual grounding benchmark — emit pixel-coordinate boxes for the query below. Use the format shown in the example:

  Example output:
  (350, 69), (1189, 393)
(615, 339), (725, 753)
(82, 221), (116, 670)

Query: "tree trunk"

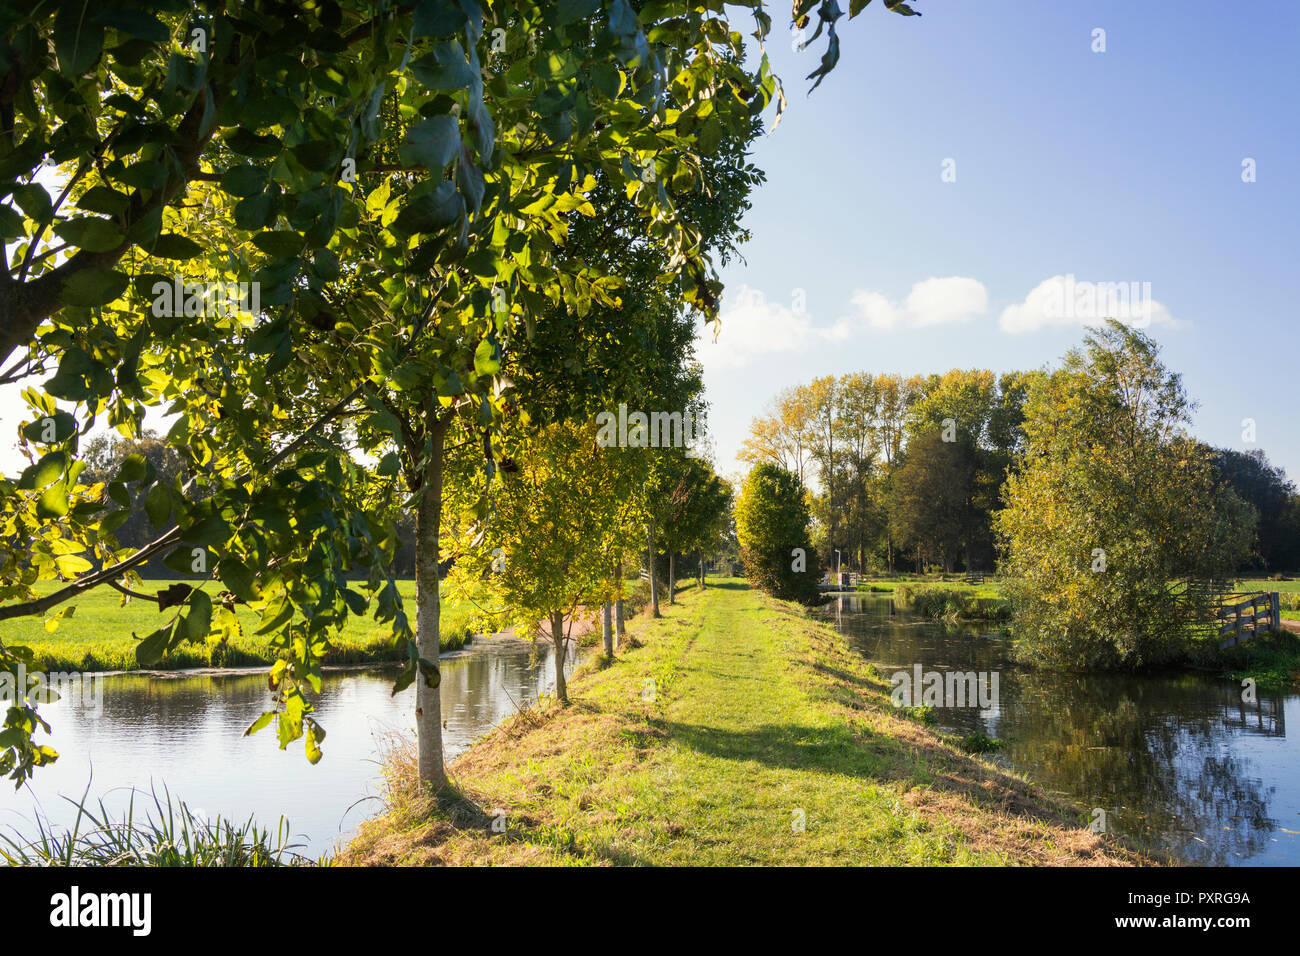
(648, 520), (660, 617)
(550, 611), (568, 702)
(698, 548), (705, 589)
(415, 415), (450, 790)
(615, 555), (626, 637)
(668, 551), (676, 605)
(601, 600), (613, 657)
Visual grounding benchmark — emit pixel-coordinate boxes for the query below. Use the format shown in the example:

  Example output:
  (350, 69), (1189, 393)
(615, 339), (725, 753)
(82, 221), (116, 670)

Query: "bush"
(735, 464), (820, 604)
(893, 585), (1009, 623)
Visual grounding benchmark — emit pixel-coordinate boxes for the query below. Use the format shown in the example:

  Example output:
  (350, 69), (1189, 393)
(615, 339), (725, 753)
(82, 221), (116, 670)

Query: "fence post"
(1272, 592), (1281, 633)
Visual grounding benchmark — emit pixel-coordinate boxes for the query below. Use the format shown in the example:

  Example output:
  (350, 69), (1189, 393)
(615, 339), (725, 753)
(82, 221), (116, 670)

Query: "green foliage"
(0, 785), (309, 867)
(735, 463), (819, 603)
(996, 321), (1255, 669)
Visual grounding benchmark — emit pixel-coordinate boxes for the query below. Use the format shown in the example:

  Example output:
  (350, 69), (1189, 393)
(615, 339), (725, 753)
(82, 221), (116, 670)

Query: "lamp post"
(835, 549), (842, 588)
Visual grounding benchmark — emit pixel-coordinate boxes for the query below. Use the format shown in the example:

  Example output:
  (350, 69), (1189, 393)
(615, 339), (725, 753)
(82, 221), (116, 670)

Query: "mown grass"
(0, 579), (485, 673)
(339, 579), (1142, 866)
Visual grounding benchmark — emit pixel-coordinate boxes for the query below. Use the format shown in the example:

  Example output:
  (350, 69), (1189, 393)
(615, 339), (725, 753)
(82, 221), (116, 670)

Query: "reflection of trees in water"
(825, 607), (1287, 865)
(992, 670), (1279, 864)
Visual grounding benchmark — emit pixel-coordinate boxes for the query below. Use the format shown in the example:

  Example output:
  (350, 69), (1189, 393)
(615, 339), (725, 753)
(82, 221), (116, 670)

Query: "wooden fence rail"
(1216, 591), (1281, 648)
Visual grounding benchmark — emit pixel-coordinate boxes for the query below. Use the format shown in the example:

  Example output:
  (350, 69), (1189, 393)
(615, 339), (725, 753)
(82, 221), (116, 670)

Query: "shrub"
(735, 464), (820, 604)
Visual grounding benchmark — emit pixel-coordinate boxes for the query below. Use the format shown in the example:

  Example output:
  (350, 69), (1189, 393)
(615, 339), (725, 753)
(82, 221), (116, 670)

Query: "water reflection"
(815, 593), (1300, 865)
(0, 636), (579, 858)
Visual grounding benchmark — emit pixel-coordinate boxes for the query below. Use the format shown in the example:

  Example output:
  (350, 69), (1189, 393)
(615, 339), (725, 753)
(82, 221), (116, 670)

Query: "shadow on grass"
(663, 717), (1086, 828)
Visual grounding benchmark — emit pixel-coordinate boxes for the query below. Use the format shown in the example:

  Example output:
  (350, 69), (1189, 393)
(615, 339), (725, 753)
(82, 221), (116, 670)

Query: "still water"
(0, 637), (579, 858)
(816, 593), (1300, 865)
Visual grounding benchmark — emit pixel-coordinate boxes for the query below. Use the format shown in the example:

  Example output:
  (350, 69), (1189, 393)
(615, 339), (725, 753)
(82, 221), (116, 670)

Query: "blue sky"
(696, 0), (1300, 483)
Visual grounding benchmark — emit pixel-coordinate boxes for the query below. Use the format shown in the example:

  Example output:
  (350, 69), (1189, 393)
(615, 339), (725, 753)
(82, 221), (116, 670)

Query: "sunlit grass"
(1, 579), (484, 672)
(340, 580), (1139, 866)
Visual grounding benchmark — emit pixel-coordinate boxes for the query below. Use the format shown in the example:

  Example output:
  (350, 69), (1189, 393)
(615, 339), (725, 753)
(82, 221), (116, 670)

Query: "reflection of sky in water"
(815, 593), (1300, 865)
(0, 637), (579, 858)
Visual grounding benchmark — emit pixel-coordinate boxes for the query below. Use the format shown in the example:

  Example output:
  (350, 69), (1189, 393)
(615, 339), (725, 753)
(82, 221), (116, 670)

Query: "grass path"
(342, 581), (1140, 866)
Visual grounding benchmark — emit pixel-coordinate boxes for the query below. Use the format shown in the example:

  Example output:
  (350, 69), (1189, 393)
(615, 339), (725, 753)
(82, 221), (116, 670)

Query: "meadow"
(1, 580), (487, 673)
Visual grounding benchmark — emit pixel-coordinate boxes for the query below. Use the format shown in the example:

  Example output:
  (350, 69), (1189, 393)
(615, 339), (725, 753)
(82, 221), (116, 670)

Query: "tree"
(735, 463), (819, 603)
(660, 456), (733, 601)
(886, 430), (977, 572)
(996, 321), (1254, 669)
(0, 0), (924, 786)
(1212, 448), (1296, 572)
(480, 421), (636, 702)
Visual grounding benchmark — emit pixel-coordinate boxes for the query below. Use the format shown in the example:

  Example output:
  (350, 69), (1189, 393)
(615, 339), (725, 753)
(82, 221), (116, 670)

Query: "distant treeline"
(742, 368), (1300, 575)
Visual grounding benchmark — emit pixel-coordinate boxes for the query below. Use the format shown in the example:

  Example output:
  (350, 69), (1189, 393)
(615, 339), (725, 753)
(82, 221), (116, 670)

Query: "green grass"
(341, 580), (1139, 866)
(854, 575), (1004, 601)
(1, 579), (485, 673)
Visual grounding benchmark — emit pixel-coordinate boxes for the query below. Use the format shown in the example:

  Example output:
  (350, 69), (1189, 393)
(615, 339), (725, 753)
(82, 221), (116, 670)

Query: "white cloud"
(849, 276), (988, 331)
(696, 285), (824, 371)
(999, 274), (1178, 333)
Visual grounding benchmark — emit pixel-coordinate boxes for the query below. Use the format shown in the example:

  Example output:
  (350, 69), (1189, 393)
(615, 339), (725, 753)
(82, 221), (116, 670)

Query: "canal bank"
(341, 581), (1139, 865)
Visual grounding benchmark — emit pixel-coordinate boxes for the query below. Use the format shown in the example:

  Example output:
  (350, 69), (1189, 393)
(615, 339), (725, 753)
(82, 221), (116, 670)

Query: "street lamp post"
(835, 549), (842, 588)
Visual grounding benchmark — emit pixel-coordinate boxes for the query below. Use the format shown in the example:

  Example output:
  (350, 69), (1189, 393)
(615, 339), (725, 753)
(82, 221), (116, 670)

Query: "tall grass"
(0, 785), (314, 867)
(894, 584), (1010, 623)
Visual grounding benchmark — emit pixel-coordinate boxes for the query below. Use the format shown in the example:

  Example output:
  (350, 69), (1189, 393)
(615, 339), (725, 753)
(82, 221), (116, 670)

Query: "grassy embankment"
(340, 580), (1142, 866)
(1, 580), (484, 673)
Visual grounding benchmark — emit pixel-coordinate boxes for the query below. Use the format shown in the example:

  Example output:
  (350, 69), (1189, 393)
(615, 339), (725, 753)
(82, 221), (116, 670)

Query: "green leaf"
(135, 622), (174, 666)
(118, 453), (148, 482)
(399, 115), (461, 170)
(474, 338), (501, 377)
(36, 481), (68, 519)
(61, 269), (129, 307)
(413, 0), (465, 38)
(95, 9), (170, 42)
(146, 234), (204, 259)
(76, 186), (130, 216)
(144, 482), (171, 527)
(11, 184), (53, 223)
(244, 711), (276, 737)
(217, 557), (258, 603)
(19, 451), (67, 490)
(53, 217), (126, 253)
(185, 591), (213, 640)
(54, 10), (105, 76)
(252, 230), (305, 260)
(220, 166), (266, 198)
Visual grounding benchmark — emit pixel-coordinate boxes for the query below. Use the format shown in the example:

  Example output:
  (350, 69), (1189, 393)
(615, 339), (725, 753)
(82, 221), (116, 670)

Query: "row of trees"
(740, 369), (1032, 573)
(0, 0), (921, 787)
(742, 348), (1299, 581)
(739, 321), (1293, 668)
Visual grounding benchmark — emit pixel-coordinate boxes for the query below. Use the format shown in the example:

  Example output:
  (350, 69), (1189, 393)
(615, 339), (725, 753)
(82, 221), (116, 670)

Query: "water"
(816, 592), (1300, 865)
(0, 636), (579, 858)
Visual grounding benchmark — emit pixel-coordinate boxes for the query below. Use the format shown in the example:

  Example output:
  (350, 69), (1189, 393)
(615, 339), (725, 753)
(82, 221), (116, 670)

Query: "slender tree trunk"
(615, 554), (626, 637)
(601, 600), (613, 657)
(415, 415), (450, 790)
(550, 610), (568, 702)
(698, 548), (704, 589)
(648, 520), (660, 617)
(668, 551), (676, 605)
